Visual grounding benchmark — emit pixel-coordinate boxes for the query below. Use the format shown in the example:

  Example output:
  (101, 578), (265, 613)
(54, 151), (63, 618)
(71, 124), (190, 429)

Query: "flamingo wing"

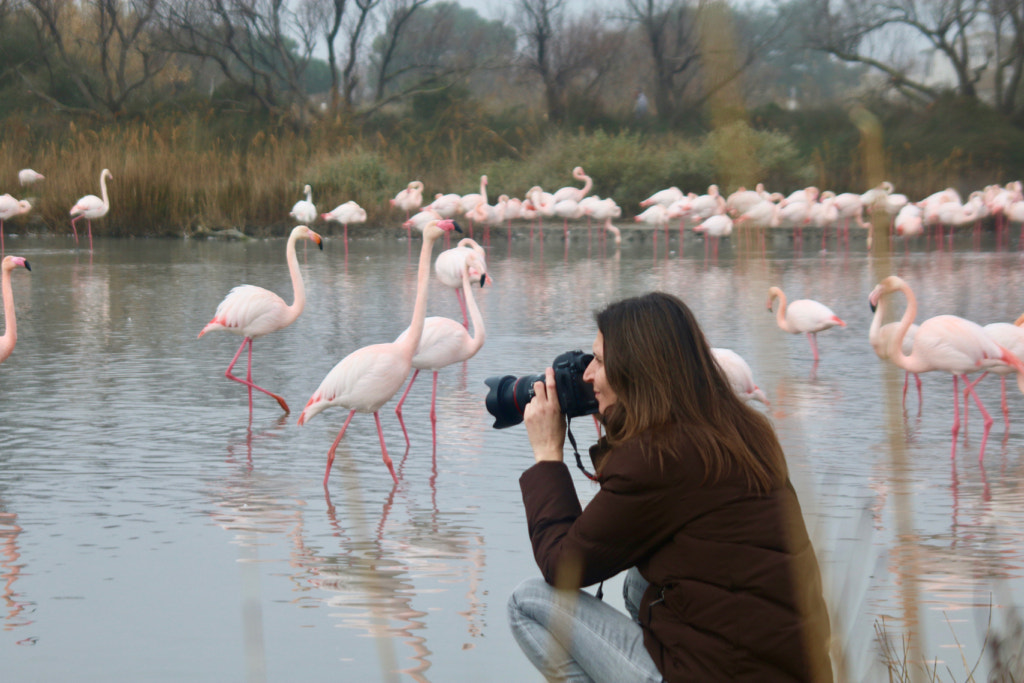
(397, 317), (475, 369)
(299, 344), (412, 421)
(786, 299), (845, 334)
(201, 285), (289, 338)
(71, 194), (105, 217)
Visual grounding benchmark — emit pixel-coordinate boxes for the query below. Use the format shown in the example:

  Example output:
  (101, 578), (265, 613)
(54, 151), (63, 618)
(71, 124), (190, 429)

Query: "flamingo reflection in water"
(1, 504), (34, 636)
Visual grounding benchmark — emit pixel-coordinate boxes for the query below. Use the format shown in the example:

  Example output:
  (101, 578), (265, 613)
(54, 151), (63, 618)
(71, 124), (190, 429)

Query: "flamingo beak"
(22, 259), (31, 272)
(312, 232), (324, 250)
(479, 273), (487, 288)
(452, 221), (463, 234)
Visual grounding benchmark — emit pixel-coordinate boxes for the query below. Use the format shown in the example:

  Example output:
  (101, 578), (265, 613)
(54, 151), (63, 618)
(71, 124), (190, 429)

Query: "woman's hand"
(523, 368), (566, 463)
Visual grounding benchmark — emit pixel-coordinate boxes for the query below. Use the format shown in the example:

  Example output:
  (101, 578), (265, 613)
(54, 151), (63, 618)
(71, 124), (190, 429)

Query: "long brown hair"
(596, 292), (786, 493)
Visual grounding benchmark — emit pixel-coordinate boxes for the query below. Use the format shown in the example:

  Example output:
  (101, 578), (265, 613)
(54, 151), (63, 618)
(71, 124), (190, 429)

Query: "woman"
(507, 292), (832, 682)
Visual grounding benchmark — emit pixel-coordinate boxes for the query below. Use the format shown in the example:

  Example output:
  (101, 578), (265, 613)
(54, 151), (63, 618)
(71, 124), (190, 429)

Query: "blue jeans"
(507, 568), (663, 683)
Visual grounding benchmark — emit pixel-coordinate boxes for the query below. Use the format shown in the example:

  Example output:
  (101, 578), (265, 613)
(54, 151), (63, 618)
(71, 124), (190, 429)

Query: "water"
(3, 228), (1024, 681)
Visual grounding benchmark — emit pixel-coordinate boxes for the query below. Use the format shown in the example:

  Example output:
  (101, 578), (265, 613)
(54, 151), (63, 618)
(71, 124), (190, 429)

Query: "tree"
(20, 0), (169, 116)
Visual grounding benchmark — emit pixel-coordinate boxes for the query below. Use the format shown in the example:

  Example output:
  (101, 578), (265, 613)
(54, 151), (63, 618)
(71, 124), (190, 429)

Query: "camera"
(484, 350), (599, 429)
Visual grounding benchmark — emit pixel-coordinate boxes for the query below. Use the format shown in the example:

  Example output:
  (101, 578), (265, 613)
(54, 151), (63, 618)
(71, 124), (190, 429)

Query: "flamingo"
(435, 238), (490, 328)
(767, 286), (846, 362)
(428, 193), (462, 219)
(17, 169), (44, 186)
(870, 275), (1024, 462)
(391, 181), (424, 220)
(0, 255), (31, 365)
(321, 201), (367, 246)
(553, 198), (583, 239)
(725, 184), (768, 216)
(525, 186), (556, 236)
(551, 166), (593, 203)
(693, 214), (733, 259)
(712, 348), (768, 405)
(198, 225), (323, 417)
(394, 251), (488, 444)
(981, 323), (1024, 431)
(404, 208), (443, 234)
(290, 185), (317, 225)
(583, 197), (623, 244)
(639, 186), (684, 208)
(69, 168), (112, 251)
(297, 219), (460, 488)
(868, 280), (922, 406)
(0, 195), (32, 255)
(459, 175), (489, 234)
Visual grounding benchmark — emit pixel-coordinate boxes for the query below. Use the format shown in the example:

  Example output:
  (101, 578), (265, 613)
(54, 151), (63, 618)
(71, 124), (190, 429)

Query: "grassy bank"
(2, 99), (1023, 239)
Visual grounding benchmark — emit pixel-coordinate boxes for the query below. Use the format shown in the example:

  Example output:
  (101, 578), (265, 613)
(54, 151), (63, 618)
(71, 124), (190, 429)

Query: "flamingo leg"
(374, 411), (398, 484)
(394, 369), (420, 447)
(951, 375), (961, 460)
(915, 373), (923, 409)
(902, 371), (909, 407)
(962, 374), (993, 462)
(88, 219), (94, 251)
(71, 216), (80, 244)
(1001, 376), (1010, 433)
(807, 332), (820, 362)
(430, 371), (439, 446)
(224, 337), (290, 414)
(324, 409), (357, 488)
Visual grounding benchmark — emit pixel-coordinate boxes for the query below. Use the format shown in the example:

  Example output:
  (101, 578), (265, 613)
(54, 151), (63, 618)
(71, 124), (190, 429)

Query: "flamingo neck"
(770, 289), (791, 332)
(284, 231), (305, 323)
(398, 231), (440, 357)
(480, 177), (488, 206)
(1, 266), (15, 357)
(888, 281), (929, 373)
(868, 292), (886, 349)
(99, 172), (110, 211)
(463, 270), (486, 354)
(578, 172), (592, 199)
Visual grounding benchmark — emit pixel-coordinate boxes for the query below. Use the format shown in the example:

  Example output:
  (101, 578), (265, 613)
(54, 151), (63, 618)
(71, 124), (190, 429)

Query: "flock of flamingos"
(2, 164), (1024, 488)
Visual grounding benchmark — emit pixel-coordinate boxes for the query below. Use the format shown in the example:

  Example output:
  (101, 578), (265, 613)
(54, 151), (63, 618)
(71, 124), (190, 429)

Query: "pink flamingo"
(435, 238), (490, 328)
(391, 181), (424, 220)
(17, 169), (44, 186)
(70, 168), (112, 251)
(297, 219), (460, 488)
(427, 193), (461, 219)
(0, 195), (32, 255)
(693, 214), (733, 259)
(868, 281), (922, 406)
(871, 275), (1024, 461)
(394, 251), (488, 444)
(290, 184), (317, 224)
(198, 225), (323, 417)
(553, 198), (583, 240)
(980, 323), (1024, 432)
(767, 286), (846, 362)
(639, 186), (684, 208)
(459, 176), (488, 236)
(321, 201), (366, 247)
(551, 166), (593, 203)
(711, 348), (768, 404)
(0, 255), (31, 365)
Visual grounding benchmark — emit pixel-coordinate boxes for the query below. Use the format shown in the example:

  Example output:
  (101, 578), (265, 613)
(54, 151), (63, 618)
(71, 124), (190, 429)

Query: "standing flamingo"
(868, 282), (922, 406)
(693, 214), (733, 259)
(767, 286), (846, 361)
(69, 168), (112, 251)
(297, 219), (460, 488)
(712, 348), (768, 404)
(394, 251), (488, 444)
(0, 255), (31, 365)
(870, 275), (1024, 462)
(551, 166), (593, 203)
(18, 169), (44, 186)
(435, 238), (490, 328)
(321, 201), (367, 246)
(0, 195), (32, 255)
(290, 185), (317, 224)
(639, 186), (684, 208)
(198, 225), (323, 417)
(980, 323), (1024, 432)
(391, 181), (424, 220)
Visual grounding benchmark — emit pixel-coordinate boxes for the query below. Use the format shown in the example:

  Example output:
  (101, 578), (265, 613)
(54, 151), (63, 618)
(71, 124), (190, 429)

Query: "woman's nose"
(583, 360), (595, 383)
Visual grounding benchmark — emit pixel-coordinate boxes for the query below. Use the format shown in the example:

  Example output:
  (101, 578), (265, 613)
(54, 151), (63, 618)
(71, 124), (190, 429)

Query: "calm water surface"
(3, 229), (1024, 681)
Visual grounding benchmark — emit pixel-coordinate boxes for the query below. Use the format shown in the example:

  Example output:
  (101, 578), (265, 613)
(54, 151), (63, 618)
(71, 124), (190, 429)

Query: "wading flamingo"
(391, 181), (424, 220)
(0, 195), (32, 255)
(693, 214), (733, 259)
(711, 348), (768, 405)
(297, 219), (460, 488)
(394, 251), (488, 444)
(870, 275), (1024, 462)
(17, 169), (44, 186)
(435, 238), (490, 328)
(767, 286), (846, 362)
(639, 186), (684, 208)
(70, 168), (112, 251)
(322, 201), (367, 246)
(0, 255), (31, 365)
(868, 282), (922, 406)
(290, 185), (317, 224)
(980, 323), (1024, 432)
(198, 225), (323, 417)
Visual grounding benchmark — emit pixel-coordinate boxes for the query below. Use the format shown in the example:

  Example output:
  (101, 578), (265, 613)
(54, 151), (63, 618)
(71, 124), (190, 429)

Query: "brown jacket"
(519, 427), (832, 682)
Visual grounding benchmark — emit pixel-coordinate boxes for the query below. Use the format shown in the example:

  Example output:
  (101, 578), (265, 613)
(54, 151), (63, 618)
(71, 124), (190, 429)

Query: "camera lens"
(483, 373), (544, 429)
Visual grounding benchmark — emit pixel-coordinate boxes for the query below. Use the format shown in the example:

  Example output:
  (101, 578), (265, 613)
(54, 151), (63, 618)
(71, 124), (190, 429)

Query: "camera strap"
(566, 419), (597, 482)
